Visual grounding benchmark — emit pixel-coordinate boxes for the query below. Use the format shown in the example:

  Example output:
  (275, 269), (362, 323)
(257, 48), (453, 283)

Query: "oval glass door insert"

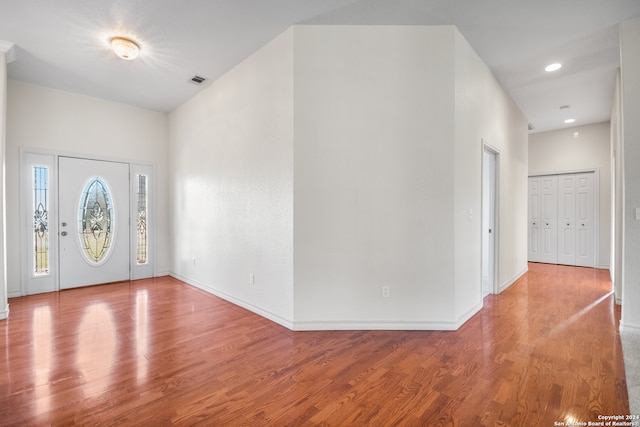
(79, 177), (115, 264)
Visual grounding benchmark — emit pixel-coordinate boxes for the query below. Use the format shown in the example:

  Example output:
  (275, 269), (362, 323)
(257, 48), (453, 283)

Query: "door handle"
(61, 231), (68, 236)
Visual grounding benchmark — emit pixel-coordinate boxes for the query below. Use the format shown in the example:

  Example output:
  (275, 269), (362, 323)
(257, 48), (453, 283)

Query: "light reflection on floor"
(32, 306), (52, 416)
(76, 302), (116, 397)
(136, 289), (149, 385)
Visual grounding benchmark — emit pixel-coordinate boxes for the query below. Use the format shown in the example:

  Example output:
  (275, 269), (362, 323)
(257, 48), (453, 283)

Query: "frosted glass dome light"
(110, 37), (140, 60)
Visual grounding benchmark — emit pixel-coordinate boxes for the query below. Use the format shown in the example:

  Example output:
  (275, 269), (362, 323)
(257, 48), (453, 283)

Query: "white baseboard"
(169, 272), (294, 330)
(293, 301), (483, 331)
(293, 320), (459, 331)
(8, 290), (22, 298)
(0, 303), (9, 320)
(455, 300), (484, 328)
(620, 322), (640, 337)
(498, 266), (528, 294)
(170, 273), (486, 332)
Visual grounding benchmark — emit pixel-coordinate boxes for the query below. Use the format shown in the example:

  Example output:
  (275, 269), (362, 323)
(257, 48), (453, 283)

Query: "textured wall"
(168, 29), (295, 326)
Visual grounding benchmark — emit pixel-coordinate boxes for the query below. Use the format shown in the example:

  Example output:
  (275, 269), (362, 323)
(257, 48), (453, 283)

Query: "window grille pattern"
(33, 166), (49, 275)
(79, 178), (113, 263)
(136, 174), (148, 265)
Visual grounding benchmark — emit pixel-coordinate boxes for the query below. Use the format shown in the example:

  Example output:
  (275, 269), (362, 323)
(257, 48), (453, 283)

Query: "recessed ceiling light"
(564, 118), (576, 124)
(545, 63), (562, 72)
(110, 37), (140, 60)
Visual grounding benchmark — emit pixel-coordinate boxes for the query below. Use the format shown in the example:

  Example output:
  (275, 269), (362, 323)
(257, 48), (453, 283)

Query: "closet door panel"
(528, 177), (541, 262)
(539, 175), (558, 264)
(557, 175), (576, 265)
(575, 173), (595, 267)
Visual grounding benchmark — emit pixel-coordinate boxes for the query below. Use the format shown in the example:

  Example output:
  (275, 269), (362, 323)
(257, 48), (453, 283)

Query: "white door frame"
(20, 149), (156, 295)
(482, 141), (500, 295)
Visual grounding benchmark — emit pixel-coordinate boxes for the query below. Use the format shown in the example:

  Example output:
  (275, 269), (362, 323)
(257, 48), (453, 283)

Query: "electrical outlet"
(249, 273), (255, 285)
(192, 257), (196, 266)
(382, 286), (390, 298)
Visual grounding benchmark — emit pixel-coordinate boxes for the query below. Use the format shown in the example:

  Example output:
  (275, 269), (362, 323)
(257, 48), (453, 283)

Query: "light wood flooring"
(0, 263), (629, 426)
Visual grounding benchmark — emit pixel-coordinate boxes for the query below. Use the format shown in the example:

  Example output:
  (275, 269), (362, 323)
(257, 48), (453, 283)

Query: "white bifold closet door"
(528, 175), (558, 264)
(528, 172), (595, 267)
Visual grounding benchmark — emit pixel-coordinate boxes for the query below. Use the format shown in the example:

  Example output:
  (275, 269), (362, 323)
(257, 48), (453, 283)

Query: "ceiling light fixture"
(564, 118), (576, 124)
(110, 37), (140, 60)
(545, 63), (562, 72)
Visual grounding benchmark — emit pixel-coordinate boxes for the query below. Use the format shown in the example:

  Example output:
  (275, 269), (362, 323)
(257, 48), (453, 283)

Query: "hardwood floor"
(0, 263), (629, 426)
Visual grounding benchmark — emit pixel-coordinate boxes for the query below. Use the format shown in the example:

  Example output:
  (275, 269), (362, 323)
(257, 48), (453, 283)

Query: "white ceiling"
(2, 0), (639, 133)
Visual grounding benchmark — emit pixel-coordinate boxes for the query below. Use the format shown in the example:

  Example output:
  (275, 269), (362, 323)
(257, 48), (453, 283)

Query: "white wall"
(6, 80), (170, 296)
(0, 50), (8, 318)
(611, 71), (623, 303)
(529, 122), (612, 269)
(166, 24), (527, 331)
(453, 30), (529, 319)
(292, 25), (528, 329)
(620, 16), (640, 335)
(168, 29), (294, 327)
(293, 25), (458, 328)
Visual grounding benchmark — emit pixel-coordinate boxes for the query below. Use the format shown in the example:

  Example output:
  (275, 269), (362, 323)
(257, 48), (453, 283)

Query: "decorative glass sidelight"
(33, 166), (49, 275)
(79, 177), (114, 264)
(136, 174), (148, 265)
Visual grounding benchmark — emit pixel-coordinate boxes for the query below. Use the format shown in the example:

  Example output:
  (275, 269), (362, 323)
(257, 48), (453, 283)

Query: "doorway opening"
(482, 144), (499, 296)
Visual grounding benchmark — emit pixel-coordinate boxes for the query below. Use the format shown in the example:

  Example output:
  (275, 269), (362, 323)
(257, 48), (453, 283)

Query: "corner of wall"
(167, 25), (295, 326)
(451, 25), (529, 323)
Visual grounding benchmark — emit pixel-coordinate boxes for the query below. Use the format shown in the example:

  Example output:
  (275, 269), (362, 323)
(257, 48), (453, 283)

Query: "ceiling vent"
(528, 122), (535, 131)
(190, 75), (206, 85)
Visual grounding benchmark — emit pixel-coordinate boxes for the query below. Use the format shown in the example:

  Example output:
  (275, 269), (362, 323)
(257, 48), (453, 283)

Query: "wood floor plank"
(0, 263), (630, 425)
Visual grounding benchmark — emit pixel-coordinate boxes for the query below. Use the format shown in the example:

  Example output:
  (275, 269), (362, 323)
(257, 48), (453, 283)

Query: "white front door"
(59, 157), (130, 289)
